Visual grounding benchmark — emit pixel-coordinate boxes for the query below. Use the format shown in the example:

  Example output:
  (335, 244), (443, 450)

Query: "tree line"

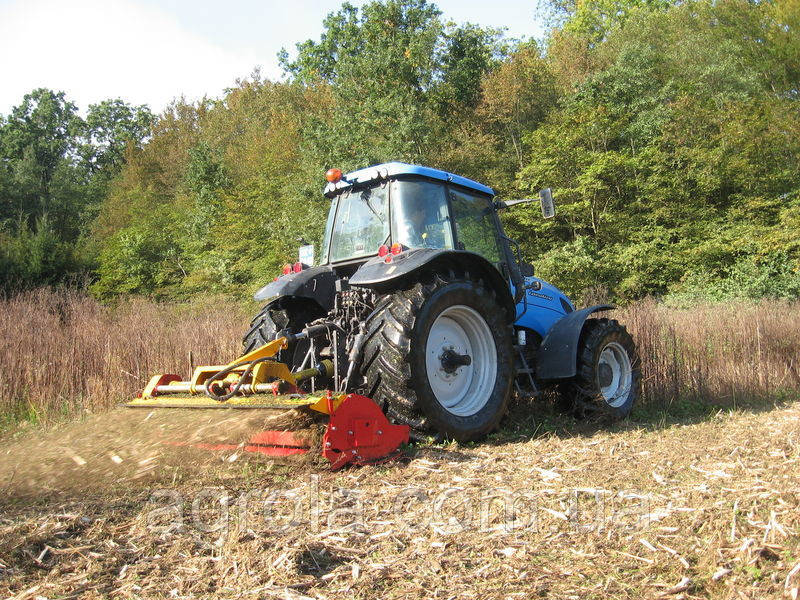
(1, 0), (798, 304)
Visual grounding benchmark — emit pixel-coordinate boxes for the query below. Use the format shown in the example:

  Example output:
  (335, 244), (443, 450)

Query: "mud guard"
(253, 265), (338, 312)
(349, 248), (516, 320)
(536, 304), (614, 380)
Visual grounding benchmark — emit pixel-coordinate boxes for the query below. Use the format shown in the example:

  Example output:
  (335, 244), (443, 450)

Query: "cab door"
(447, 188), (503, 265)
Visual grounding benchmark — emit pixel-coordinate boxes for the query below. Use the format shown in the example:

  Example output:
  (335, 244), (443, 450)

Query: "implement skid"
(127, 337), (408, 468)
(324, 394), (409, 469)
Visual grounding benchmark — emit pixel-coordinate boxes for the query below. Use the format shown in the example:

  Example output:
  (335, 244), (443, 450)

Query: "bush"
(667, 251), (800, 304)
(0, 218), (86, 291)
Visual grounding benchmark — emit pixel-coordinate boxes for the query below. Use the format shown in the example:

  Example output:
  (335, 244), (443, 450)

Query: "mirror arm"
(494, 198), (534, 210)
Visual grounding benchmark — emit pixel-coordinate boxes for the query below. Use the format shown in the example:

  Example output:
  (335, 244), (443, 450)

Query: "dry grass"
(1, 290), (798, 430)
(618, 299), (800, 412)
(0, 288), (248, 429)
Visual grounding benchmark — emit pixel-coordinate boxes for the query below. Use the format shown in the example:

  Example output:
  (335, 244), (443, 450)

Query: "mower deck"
(125, 393), (330, 410)
(127, 336), (409, 469)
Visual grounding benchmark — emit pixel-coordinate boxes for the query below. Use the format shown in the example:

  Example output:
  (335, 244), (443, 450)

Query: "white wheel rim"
(597, 341), (633, 408)
(424, 305), (497, 417)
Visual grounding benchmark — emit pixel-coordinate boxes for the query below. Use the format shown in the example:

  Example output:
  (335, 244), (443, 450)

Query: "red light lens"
(325, 168), (343, 183)
(282, 264), (291, 275)
(390, 243), (403, 255)
(293, 262), (303, 273)
(378, 244), (389, 257)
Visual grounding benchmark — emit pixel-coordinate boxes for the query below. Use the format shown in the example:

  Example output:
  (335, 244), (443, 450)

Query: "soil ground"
(1, 397), (799, 599)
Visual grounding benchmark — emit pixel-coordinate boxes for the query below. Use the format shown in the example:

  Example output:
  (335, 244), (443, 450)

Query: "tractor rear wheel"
(242, 301), (321, 368)
(569, 318), (640, 419)
(360, 272), (513, 442)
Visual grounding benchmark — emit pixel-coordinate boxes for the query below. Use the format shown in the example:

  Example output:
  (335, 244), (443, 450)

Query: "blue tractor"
(245, 163), (640, 441)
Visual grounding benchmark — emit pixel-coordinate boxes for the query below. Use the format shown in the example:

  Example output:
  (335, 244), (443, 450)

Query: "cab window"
(391, 180), (454, 249)
(328, 185), (390, 262)
(448, 188), (502, 263)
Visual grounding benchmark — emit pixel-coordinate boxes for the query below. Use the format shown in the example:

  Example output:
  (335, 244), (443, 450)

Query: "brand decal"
(527, 290), (553, 301)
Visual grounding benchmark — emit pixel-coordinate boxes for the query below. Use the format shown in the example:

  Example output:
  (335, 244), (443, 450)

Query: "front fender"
(253, 265), (337, 312)
(349, 248), (516, 321)
(536, 304), (614, 380)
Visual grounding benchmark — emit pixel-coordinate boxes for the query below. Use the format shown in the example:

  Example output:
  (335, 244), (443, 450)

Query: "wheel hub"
(597, 341), (633, 408)
(439, 348), (472, 374)
(598, 363), (613, 388)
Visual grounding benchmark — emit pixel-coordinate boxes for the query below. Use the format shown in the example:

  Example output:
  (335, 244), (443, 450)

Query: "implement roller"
(126, 331), (409, 470)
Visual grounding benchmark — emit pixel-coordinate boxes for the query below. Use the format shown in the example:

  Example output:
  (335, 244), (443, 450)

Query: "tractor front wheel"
(571, 318), (640, 419)
(361, 272), (513, 442)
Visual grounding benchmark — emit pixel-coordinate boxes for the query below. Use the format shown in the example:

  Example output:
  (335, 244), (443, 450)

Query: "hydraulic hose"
(203, 357), (272, 402)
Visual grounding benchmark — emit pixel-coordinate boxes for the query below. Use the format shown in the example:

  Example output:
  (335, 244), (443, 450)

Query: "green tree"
(80, 99), (154, 176)
(513, 0), (800, 302)
(0, 89), (83, 235)
(542, 0), (675, 42)
(281, 0), (505, 167)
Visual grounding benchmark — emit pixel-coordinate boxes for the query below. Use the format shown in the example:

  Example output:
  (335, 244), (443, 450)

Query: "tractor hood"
(323, 162), (495, 198)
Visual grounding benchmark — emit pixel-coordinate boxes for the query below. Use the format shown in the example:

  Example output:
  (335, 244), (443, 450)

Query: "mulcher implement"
(126, 330), (409, 469)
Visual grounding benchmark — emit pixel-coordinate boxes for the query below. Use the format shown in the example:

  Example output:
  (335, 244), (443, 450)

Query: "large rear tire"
(360, 272), (513, 442)
(242, 301), (322, 368)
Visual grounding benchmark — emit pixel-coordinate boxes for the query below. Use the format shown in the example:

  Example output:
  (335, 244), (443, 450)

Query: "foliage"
(510, 0), (800, 304)
(1, 0), (798, 304)
(280, 0), (506, 168)
(0, 217), (84, 290)
(0, 89), (153, 290)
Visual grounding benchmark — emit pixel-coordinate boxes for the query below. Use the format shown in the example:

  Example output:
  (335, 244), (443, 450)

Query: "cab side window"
(448, 189), (502, 263)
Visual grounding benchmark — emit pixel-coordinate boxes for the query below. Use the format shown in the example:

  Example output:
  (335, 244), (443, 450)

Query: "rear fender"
(253, 265), (337, 313)
(536, 304), (614, 380)
(349, 248), (516, 321)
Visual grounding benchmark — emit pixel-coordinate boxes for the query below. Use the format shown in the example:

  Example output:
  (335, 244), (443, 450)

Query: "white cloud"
(0, 0), (261, 115)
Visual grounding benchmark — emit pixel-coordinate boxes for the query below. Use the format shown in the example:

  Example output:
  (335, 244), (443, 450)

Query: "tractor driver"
(398, 194), (446, 248)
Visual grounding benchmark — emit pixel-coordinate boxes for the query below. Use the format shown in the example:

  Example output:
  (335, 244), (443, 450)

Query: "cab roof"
(323, 162), (495, 198)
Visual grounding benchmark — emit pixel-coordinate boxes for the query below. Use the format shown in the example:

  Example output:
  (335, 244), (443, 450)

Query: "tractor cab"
(320, 163), (503, 269)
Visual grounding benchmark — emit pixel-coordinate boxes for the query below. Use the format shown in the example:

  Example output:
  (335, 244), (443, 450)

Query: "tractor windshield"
(326, 184), (390, 262)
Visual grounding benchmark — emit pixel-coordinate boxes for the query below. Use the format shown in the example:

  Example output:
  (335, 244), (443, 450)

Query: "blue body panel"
(513, 276), (574, 339)
(324, 162), (495, 197)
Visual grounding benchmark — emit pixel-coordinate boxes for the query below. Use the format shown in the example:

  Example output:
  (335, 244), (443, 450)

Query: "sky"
(0, 0), (545, 117)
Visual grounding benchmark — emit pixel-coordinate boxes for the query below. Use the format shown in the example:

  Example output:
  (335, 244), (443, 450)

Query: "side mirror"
(539, 188), (555, 218)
